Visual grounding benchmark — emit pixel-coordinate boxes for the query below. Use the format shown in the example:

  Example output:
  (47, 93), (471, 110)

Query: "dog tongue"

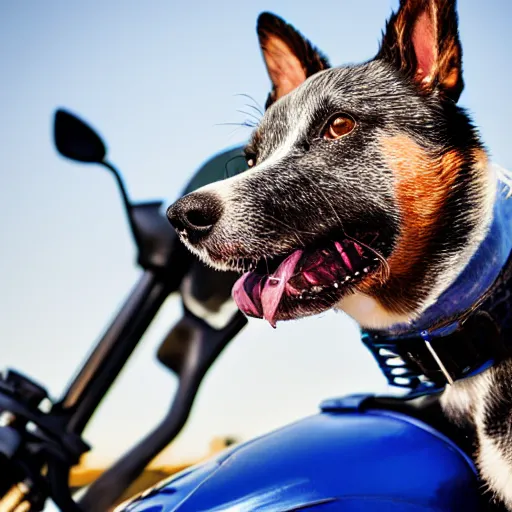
(232, 272), (263, 318)
(260, 250), (303, 327)
(232, 250), (303, 327)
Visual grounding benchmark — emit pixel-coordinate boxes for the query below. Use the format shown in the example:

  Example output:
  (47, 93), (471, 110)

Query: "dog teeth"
(354, 271), (360, 276)
(333, 282), (339, 289)
(311, 285), (323, 293)
(345, 276), (351, 282)
(363, 267), (369, 273)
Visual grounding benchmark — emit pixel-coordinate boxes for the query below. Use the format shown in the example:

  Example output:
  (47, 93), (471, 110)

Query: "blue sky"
(0, 1), (511, 467)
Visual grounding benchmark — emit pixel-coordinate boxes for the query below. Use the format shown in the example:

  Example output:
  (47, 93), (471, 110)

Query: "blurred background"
(0, 0), (510, 501)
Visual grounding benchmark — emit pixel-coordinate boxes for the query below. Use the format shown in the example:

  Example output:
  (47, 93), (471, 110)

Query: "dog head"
(168, 0), (494, 329)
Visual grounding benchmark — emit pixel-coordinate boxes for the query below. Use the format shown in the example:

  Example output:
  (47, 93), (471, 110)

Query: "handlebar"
(0, 110), (250, 511)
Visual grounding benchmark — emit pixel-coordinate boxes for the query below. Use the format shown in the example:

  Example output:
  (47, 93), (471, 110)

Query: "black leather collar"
(361, 252), (512, 394)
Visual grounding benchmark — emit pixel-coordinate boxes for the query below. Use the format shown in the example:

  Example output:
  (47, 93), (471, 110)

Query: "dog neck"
(340, 164), (511, 331)
(393, 169), (512, 334)
(360, 165), (512, 392)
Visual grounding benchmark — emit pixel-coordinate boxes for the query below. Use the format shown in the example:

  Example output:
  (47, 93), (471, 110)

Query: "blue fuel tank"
(117, 396), (481, 512)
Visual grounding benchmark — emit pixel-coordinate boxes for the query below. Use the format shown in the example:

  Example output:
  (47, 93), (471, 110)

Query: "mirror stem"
(101, 160), (143, 254)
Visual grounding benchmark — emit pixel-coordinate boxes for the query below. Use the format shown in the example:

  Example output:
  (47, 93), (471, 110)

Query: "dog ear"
(257, 12), (330, 109)
(376, 0), (463, 102)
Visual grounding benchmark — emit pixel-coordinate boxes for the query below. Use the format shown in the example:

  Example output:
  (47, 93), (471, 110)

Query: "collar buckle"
(420, 331), (455, 385)
(362, 311), (506, 392)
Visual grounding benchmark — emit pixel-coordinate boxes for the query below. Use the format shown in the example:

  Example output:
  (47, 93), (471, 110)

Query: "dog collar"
(362, 174), (512, 395)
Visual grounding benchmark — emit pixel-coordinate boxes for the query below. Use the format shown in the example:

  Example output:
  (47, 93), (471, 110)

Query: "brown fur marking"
(359, 135), (463, 313)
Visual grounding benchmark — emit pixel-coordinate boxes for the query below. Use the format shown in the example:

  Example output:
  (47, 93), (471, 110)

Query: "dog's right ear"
(376, 0), (464, 102)
(257, 12), (330, 109)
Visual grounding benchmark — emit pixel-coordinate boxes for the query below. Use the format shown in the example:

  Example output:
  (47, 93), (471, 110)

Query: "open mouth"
(232, 234), (384, 326)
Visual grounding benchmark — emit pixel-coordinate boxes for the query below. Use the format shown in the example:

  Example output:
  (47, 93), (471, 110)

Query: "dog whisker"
(233, 93), (265, 116)
(290, 169), (390, 281)
(294, 168), (347, 234)
(225, 125), (248, 142)
(215, 121), (258, 129)
(243, 103), (264, 120)
(257, 212), (316, 237)
(236, 109), (261, 125)
(344, 233), (390, 281)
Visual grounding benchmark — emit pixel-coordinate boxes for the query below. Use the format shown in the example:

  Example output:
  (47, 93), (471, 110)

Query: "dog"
(168, 0), (512, 507)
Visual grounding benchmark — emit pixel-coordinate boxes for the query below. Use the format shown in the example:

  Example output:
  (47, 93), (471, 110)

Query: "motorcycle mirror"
(54, 109), (106, 164)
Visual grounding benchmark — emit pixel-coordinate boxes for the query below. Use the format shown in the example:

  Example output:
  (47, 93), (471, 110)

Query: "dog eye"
(323, 114), (356, 140)
(245, 154), (257, 168)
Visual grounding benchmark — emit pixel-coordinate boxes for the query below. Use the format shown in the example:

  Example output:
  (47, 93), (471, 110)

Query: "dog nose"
(167, 192), (223, 242)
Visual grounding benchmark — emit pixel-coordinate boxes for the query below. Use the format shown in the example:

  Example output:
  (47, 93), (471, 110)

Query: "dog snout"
(167, 192), (223, 243)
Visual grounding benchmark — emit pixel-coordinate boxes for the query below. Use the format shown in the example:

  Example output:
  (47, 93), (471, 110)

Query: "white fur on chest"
(441, 371), (512, 509)
(336, 292), (412, 329)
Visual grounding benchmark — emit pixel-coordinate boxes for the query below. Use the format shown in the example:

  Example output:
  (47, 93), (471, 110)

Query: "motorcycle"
(0, 109), (499, 512)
